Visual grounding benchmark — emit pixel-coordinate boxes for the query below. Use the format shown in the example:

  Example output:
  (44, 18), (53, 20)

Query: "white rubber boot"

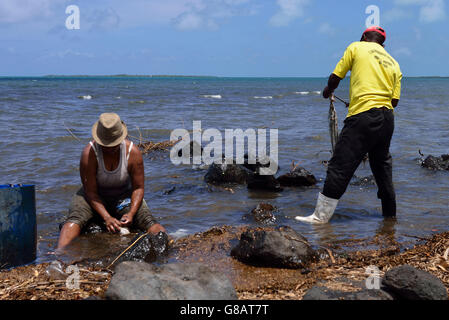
(295, 193), (338, 224)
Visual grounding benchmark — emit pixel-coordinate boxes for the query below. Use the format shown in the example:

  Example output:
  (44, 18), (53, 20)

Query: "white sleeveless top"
(89, 140), (133, 198)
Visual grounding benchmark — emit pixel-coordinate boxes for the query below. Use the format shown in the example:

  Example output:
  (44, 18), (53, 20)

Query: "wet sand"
(1, 225), (448, 300)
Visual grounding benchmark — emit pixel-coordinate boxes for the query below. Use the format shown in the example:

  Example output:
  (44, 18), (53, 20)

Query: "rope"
(106, 232), (148, 269)
(334, 95), (350, 108)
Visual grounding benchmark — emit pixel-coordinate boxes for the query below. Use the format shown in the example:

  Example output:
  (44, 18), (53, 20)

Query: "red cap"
(363, 26), (386, 40)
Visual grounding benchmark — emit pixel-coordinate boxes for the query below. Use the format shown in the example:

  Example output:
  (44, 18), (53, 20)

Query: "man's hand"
(105, 216), (122, 233)
(120, 213), (134, 227)
(148, 223), (166, 235)
(323, 86), (333, 99)
(323, 73), (342, 99)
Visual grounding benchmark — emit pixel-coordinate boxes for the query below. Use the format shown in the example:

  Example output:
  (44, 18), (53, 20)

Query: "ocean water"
(0, 76), (448, 263)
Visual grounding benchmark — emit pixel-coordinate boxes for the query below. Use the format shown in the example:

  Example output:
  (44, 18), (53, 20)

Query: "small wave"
(313, 91), (321, 95)
(254, 96), (273, 99)
(0, 97), (19, 102)
(295, 91), (310, 95)
(130, 100), (146, 104)
(202, 95), (222, 99)
(37, 184), (80, 194)
(170, 228), (190, 239)
(78, 95), (92, 100)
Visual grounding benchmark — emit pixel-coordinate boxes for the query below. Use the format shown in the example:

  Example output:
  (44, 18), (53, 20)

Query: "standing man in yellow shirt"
(296, 26), (402, 224)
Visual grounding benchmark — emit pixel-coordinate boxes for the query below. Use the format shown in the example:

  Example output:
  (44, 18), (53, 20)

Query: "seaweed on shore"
(137, 139), (179, 154)
(1, 228), (448, 300)
(129, 126), (182, 155)
(0, 263), (111, 300)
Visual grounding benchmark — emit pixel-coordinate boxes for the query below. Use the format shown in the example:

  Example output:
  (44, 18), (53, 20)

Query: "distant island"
(0, 75), (447, 79)
(42, 74), (218, 78)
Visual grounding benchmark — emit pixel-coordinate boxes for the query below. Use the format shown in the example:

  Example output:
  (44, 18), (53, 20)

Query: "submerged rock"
(105, 261), (237, 300)
(204, 163), (255, 185)
(303, 286), (393, 300)
(82, 221), (106, 234)
(242, 153), (279, 174)
(244, 203), (277, 225)
(421, 155), (449, 171)
(111, 232), (170, 266)
(277, 167), (317, 187)
(381, 265), (448, 300)
(177, 140), (203, 158)
(350, 175), (376, 186)
(230, 226), (318, 269)
(247, 174), (283, 192)
(203, 153), (282, 191)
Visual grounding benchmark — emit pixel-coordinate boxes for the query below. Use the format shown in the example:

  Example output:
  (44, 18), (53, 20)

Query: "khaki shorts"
(64, 187), (158, 232)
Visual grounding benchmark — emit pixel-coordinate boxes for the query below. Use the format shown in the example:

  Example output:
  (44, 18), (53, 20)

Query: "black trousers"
(322, 107), (396, 217)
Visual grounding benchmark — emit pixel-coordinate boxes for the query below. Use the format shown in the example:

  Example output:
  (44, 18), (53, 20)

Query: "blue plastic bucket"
(0, 185), (37, 269)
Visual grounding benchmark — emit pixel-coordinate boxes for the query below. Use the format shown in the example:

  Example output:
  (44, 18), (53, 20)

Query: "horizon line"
(0, 74), (448, 79)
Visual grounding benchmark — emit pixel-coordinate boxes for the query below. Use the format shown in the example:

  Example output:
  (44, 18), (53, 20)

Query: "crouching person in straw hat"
(57, 113), (165, 249)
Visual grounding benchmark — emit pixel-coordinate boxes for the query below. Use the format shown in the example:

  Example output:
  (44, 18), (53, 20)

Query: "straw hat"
(91, 113), (128, 147)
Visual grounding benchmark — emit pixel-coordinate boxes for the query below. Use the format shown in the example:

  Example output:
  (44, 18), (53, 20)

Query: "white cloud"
(0, 0), (256, 32)
(270, 0), (310, 27)
(173, 12), (203, 30)
(393, 0), (446, 23)
(395, 0), (426, 4)
(383, 8), (413, 23)
(0, 0), (61, 23)
(85, 7), (121, 31)
(393, 47), (412, 56)
(318, 23), (335, 36)
(414, 27), (422, 40)
(420, 0), (446, 22)
(171, 0), (254, 31)
(38, 49), (95, 60)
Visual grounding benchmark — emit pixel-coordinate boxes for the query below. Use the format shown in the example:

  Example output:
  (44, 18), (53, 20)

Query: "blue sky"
(0, 0), (447, 77)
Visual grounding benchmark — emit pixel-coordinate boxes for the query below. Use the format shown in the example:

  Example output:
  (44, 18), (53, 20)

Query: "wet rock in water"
(243, 153), (282, 191)
(204, 163), (255, 185)
(242, 153), (279, 174)
(163, 186), (176, 195)
(60, 219), (106, 234)
(277, 167), (317, 187)
(421, 155), (449, 171)
(82, 221), (106, 234)
(247, 173), (283, 192)
(105, 261), (237, 300)
(230, 226), (318, 269)
(178, 140), (203, 158)
(112, 232), (170, 266)
(245, 203), (277, 224)
(303, 286), (393, 300)
(45, 260), (68, 280)
(350, 175), (376, 186)
(381, 265), (448, 300)
(203, 153), (281, 190)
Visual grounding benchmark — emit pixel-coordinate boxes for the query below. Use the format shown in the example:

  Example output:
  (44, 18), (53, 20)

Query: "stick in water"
(334, 95), (350, 108)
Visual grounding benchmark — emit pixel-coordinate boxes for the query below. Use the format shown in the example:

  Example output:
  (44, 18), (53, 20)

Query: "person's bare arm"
(392, 99), (399, 108)
(80, 143), (122, 233)
(120, 143), (145, 227)
(323, 73), (342, 99)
